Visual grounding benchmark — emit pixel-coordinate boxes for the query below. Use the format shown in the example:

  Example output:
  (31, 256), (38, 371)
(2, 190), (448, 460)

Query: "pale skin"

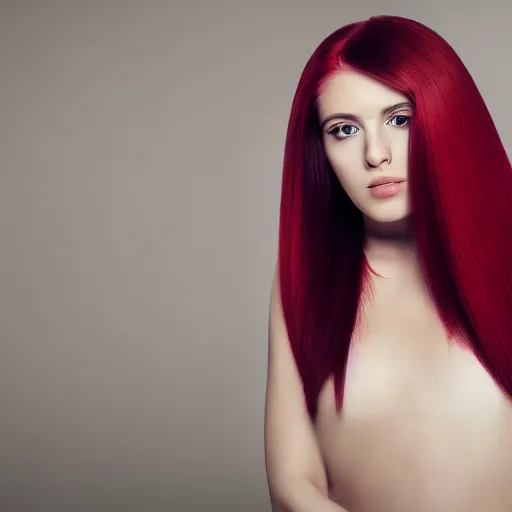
(265, 70), (512, 511)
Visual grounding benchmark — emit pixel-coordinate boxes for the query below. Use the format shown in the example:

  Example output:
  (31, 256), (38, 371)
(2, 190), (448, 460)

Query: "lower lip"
(368, 181), (405, 199)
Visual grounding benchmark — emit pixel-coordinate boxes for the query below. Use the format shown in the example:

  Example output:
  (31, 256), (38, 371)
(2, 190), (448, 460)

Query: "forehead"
(317, 70), (409, 119)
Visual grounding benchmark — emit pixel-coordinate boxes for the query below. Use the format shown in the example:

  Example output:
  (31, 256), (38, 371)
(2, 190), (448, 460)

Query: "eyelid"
(387, 111), (412, 120)
(327, 112), (411, 133)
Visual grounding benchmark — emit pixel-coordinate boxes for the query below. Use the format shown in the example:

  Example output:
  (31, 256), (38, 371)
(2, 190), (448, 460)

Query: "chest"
(317, 290), (507, 445)
(314, 275), (512, 510)
(342, 297), (503, 421)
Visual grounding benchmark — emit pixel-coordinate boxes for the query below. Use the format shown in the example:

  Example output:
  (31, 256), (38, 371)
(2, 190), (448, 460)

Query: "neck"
(363, 215), (420, 274)
(363, 215), (413, 242)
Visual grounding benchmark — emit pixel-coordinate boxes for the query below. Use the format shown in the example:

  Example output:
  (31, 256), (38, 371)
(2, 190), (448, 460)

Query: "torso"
(314, 256), (512, 512)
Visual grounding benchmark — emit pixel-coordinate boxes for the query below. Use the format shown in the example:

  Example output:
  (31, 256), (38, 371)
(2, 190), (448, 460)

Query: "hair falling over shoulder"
(277, 15), (512, 419)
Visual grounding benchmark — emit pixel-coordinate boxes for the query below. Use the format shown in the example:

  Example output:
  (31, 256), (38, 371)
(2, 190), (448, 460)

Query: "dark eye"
(388, 114), (411, 127)
(328, 124), (358, 140)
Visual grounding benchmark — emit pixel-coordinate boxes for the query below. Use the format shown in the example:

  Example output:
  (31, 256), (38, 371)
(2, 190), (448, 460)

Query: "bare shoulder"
(264, 263), (328, 506)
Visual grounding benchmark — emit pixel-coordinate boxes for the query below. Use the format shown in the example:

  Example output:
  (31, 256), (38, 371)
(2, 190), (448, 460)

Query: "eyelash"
(327, 114), (412, 140)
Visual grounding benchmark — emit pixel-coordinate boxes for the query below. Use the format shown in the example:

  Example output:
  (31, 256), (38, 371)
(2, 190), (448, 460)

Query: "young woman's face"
(317, 70), (413, 224)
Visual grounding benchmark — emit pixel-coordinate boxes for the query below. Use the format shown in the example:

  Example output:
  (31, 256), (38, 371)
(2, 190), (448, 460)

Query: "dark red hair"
(278, 15), (512, 419)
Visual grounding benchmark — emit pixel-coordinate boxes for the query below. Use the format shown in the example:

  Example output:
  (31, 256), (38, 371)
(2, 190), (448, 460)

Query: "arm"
(264, 265), (349, 512)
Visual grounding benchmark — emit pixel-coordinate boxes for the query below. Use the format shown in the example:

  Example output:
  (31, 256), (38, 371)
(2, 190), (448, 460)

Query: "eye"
(326, 114), (412, 141)
(327, 124), (358, 140)
(387, 114), (411, 127)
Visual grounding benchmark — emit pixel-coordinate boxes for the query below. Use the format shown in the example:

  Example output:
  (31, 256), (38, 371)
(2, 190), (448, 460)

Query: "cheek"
(391, 131), (410, 163)
(324, 142), (362, 189)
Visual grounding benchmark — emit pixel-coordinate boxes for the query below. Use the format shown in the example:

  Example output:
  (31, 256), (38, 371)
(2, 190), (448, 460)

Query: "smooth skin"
(265, 71), (512, 512)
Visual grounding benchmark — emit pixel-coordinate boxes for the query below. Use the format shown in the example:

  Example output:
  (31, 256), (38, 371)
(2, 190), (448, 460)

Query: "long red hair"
(278, 15), (512, 419)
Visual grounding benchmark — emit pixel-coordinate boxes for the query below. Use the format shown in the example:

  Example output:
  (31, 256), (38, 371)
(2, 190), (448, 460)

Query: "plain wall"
(1, 1), (510, 511)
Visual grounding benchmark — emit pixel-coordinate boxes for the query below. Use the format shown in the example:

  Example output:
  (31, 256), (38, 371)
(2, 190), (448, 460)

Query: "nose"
(365, 130), (391, 169)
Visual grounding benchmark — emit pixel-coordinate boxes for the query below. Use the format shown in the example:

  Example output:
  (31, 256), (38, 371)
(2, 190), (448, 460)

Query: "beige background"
(1, 1), (510, 511)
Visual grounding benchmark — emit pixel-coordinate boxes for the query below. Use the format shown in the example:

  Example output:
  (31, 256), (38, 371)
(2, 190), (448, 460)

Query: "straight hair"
(278, 15), (512, 419)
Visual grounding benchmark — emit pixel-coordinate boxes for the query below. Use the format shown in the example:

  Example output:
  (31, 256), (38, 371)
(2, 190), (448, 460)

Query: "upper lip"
(368, 176), (406, 188)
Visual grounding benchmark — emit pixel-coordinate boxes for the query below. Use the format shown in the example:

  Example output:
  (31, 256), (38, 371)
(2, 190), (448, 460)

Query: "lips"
(368, 176), (406, 188)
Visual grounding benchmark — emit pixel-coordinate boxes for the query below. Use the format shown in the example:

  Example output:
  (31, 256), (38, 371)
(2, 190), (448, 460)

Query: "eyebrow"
(320, 102), (413, 129)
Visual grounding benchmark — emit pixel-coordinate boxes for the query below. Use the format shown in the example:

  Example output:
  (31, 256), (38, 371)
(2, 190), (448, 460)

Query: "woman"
(264, 15), (512, 512)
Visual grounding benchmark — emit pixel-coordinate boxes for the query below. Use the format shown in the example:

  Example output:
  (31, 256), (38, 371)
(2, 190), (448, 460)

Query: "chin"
(361, 209), (412, 229)
(369, 213), (410, 224)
